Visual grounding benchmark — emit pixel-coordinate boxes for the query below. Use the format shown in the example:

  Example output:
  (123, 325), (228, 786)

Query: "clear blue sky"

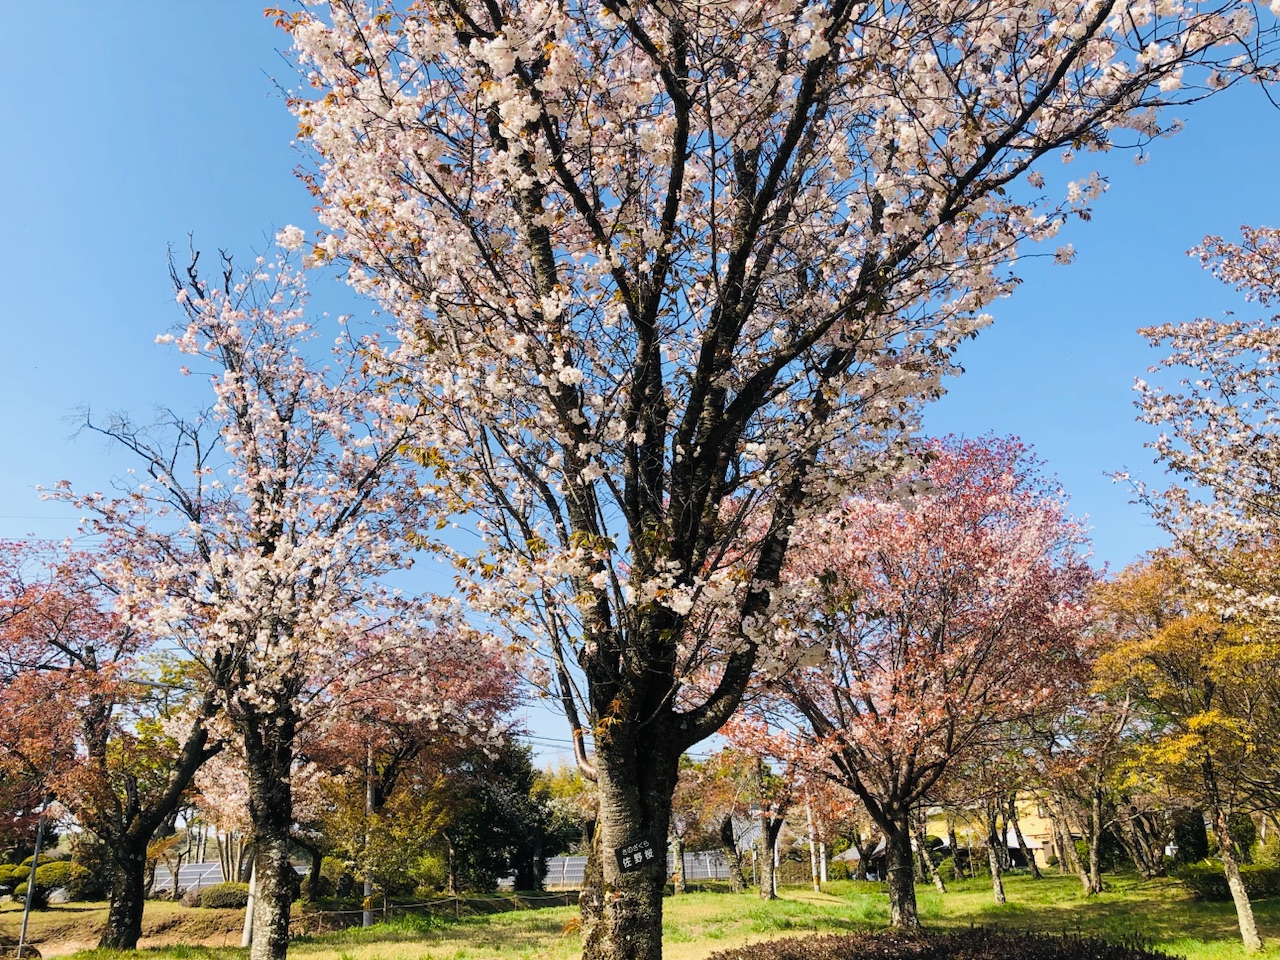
(1, 4), (1277, 756)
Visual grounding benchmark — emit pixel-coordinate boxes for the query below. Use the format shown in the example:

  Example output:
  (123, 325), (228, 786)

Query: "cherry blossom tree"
(1132, 226), (1280, 628)
(276, 3), (1276, 956)
(773, 437), (1094, 928)
(0, 543), (221, 949)
(47, 246), (505, 960)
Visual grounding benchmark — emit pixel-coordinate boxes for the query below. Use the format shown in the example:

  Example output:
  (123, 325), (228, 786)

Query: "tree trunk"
(852, 831), (871, 881)
(1050, 797), (1091, 894)
(946, 814), (963, 879)
(97, 838), (149, 949)
(1213, 804), (1263, 951)
(1086, 787), (1104, 894)
(885, 812), (920, 929)
(807, 795), (821, 893)
(1007, 797), (1041, 879)
(444, 835), (459, 896)
(1116, 807), (1166, 879)
(756, 810), (781, 901)
(885, 814), (916, 926)
(915, 813), (945, 893)
(579, 820), (605, 956)
(986, 805), (1006, 906)
(579, 740), (679, 960)
(243, 705), (298, 960)
(671, 833), (686, 895)
(719, 815), (746, 893)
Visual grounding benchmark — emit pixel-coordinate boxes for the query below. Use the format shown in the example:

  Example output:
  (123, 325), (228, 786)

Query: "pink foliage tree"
(0, 542), (222, 949)
(774, 437), (1094, 927)
(273, 3), (1274, 956)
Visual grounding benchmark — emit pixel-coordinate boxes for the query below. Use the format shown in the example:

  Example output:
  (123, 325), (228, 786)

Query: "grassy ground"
(4, 872), (1279, 960)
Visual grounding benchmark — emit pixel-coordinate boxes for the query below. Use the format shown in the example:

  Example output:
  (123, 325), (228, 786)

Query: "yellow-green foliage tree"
(1095, 554), (1280, 952)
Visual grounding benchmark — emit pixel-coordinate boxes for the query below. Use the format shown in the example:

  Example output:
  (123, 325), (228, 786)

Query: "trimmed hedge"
(199, 882), (252, 909)
(1175, 862), (1280, 901)
(33, 861), (73, 890)
(706, 929), (1177, 960)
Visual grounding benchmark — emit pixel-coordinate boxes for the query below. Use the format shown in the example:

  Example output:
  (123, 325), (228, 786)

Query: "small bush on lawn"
(13, 882), (49, 909)
(705, 928), (1177, 960)
(33, 861), (73, 891)
(64, 862), (103, 901)
(199, 882), (252, 909)
(1175, 861), (1280, 901)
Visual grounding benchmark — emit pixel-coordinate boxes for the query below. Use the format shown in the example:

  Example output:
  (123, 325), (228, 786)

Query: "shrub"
(706, 929), (1177, 960)
(1172, 810), (1209, 864)
(199, 882), (252, 909)
(64, 863), (103, 901)
(20, 850), (71, 868)
(1229, 814), (1258, 862)
(34, 861), (73, 890)
(13, 882), (49, 909)
(1174, 861), (1280, 901)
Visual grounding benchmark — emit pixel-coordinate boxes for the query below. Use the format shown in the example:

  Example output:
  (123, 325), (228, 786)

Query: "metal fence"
(543, 851), (733, 888)
(155, 851), (733, 894)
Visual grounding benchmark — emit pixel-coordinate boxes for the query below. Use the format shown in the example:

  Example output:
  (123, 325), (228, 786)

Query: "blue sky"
(1, 4), (1277, 757)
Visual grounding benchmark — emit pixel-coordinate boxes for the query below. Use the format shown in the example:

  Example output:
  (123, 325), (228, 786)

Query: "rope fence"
(289, 890), (580, 935)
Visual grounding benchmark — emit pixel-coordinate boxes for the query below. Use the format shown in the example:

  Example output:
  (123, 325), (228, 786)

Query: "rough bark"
(579, 821), (605, 957)
(1116, 806), (1167, 879)
(84, 679), (222, 950)
(243, 704), (299, 960)
(98, 839), (149, 950)
(885, 813), (920, 929)
(756, 810), (783, 901)
(1213, 803), (1263, 951)
(579, 739), (679, 960)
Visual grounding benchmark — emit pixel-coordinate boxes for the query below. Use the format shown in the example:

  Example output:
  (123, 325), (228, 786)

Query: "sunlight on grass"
(14, 872), (1280, 960)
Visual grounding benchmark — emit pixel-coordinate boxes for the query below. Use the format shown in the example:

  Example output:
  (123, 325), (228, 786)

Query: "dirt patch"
(0, 903), (245, 956)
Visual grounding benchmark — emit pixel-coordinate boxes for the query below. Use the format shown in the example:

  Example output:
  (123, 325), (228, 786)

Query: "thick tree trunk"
(98, 839), (149, 949)
(1213, 804), (1263, 951)
(756, 811), (781, 901)
(720, 815), (747, 893)
(885, 813), (920, 929)
(579, 740), (679, 960)
(579, 820), (605, 955)
(243, 705), (299, 960)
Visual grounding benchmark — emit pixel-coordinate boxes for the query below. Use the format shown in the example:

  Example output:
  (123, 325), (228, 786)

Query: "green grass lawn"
(6, 871), (1279, 960)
